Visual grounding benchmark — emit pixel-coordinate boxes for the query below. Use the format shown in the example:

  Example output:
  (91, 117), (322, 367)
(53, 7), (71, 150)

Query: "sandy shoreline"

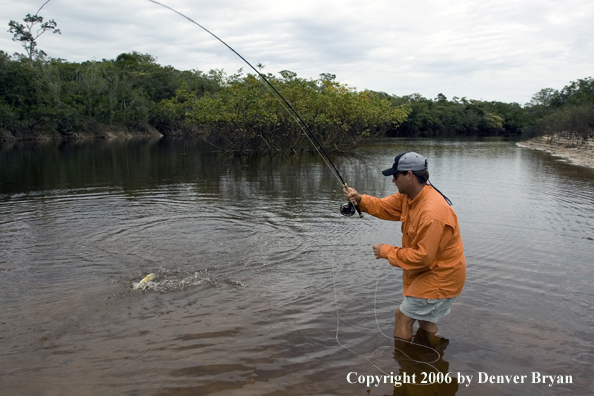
(516, 136), (594, 169)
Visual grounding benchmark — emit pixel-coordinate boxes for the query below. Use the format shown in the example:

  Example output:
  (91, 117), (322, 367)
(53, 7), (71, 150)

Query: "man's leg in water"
(418, 320), (438, 334)
(394, 308), (415, 341)
(417, 320), (446, 348)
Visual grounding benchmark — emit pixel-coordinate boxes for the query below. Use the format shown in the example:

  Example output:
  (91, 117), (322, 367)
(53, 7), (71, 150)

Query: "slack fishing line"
(330, 235), (443, 381)
(135, 2), (441, 376)
(35, 0), (444, 378)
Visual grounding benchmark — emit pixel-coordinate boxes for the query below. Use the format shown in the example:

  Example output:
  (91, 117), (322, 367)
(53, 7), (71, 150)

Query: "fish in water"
(132, 273), (156, 290)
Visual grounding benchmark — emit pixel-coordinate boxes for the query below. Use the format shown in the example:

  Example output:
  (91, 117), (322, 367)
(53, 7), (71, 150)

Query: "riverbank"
(0, 125), (163, 144)
(517, 135), (594, 169)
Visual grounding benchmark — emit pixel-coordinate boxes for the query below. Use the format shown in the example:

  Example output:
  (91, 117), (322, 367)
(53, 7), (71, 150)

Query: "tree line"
(375, 78), (594, 142)
(523, 78), (594, 144)
(1, 50), (592, 150)
(0, 51), (410, 152)
(159, 70), (410, 152)
(3, 10), (592, 151)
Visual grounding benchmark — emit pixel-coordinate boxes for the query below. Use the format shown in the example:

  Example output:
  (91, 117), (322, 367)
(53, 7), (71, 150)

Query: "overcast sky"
(1, 0), (593, 104)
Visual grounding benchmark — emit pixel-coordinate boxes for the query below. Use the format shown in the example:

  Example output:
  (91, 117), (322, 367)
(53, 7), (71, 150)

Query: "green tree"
(536, 105), (594, 143)
(7, 12), (61, 66)
(386, 94), (522, 137)
(159, 70), (410, 153)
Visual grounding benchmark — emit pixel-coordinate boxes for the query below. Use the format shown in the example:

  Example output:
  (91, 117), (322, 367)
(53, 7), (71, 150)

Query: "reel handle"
(343, 183), (364, 218)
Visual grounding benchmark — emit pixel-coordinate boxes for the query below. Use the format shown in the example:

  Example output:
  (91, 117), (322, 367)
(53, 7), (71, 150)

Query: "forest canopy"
(1, 50), (592, 151)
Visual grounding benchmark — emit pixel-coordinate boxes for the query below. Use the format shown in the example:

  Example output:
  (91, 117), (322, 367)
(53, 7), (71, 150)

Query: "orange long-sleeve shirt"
(359, 185), (466, 299)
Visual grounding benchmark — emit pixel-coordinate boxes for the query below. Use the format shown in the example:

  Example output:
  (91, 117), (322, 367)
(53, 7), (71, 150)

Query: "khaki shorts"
(399, 296), (457, 323)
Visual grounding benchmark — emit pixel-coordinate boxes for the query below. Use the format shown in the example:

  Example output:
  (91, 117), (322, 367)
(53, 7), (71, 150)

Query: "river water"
(1, 138), (593, 396)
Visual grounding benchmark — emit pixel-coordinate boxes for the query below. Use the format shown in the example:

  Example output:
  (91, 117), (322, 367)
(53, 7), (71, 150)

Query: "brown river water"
(1, 138), (593, 395)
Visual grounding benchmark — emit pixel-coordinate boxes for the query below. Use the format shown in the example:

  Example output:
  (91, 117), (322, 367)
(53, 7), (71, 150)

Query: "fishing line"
(330, 226), (443, 383)
(35, 0), (442, 380)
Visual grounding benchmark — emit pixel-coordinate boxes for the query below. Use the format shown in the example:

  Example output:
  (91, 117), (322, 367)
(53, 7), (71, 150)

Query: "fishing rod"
(35, 0), (53, 16)
(144, 0), (363, 218)
(36, 0), (363, 217)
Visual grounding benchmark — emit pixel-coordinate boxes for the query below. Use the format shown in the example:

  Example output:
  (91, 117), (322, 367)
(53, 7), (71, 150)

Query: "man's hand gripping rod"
(343, 183), (364, 218)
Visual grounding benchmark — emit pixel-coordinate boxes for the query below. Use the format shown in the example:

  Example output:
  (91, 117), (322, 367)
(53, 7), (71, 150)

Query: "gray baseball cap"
(382, 152), (428, 176)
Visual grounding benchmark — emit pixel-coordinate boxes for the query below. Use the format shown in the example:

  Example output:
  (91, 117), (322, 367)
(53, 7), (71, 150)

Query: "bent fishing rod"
(145, 0), (363, 218)
(36, 0), (363, 217)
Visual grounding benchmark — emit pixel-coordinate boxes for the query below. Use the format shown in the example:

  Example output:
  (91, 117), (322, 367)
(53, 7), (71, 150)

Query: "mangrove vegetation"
(1, 49), (593, 151)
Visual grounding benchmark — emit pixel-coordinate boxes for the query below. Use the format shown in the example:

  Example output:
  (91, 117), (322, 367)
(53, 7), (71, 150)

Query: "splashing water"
(129, 268), (242, 293)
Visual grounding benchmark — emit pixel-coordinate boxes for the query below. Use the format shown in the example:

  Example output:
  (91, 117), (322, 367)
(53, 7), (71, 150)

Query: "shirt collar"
(407, 184), (430, 209)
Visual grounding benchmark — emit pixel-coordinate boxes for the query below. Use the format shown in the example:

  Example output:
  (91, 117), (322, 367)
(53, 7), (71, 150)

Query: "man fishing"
(344, 152), (466, 342)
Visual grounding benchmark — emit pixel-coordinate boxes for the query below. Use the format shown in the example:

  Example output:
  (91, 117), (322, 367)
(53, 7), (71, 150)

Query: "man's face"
(392, 171), (411, 195)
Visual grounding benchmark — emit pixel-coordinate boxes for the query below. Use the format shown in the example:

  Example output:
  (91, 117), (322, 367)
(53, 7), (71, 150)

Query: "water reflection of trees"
(4, 137), (591, 202)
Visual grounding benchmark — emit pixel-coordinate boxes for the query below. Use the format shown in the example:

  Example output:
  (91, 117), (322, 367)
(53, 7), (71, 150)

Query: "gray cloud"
(1, 0), (593, 104)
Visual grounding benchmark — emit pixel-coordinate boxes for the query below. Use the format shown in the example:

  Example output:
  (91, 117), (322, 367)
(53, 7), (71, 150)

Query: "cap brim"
(382, 168), (397, 176)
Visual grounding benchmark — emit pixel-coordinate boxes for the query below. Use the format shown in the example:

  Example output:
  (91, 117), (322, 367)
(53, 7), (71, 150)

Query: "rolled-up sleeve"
(359, 194), (403, 221)
(364, 186), (466, 299)
(379, 217), (446, 271)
